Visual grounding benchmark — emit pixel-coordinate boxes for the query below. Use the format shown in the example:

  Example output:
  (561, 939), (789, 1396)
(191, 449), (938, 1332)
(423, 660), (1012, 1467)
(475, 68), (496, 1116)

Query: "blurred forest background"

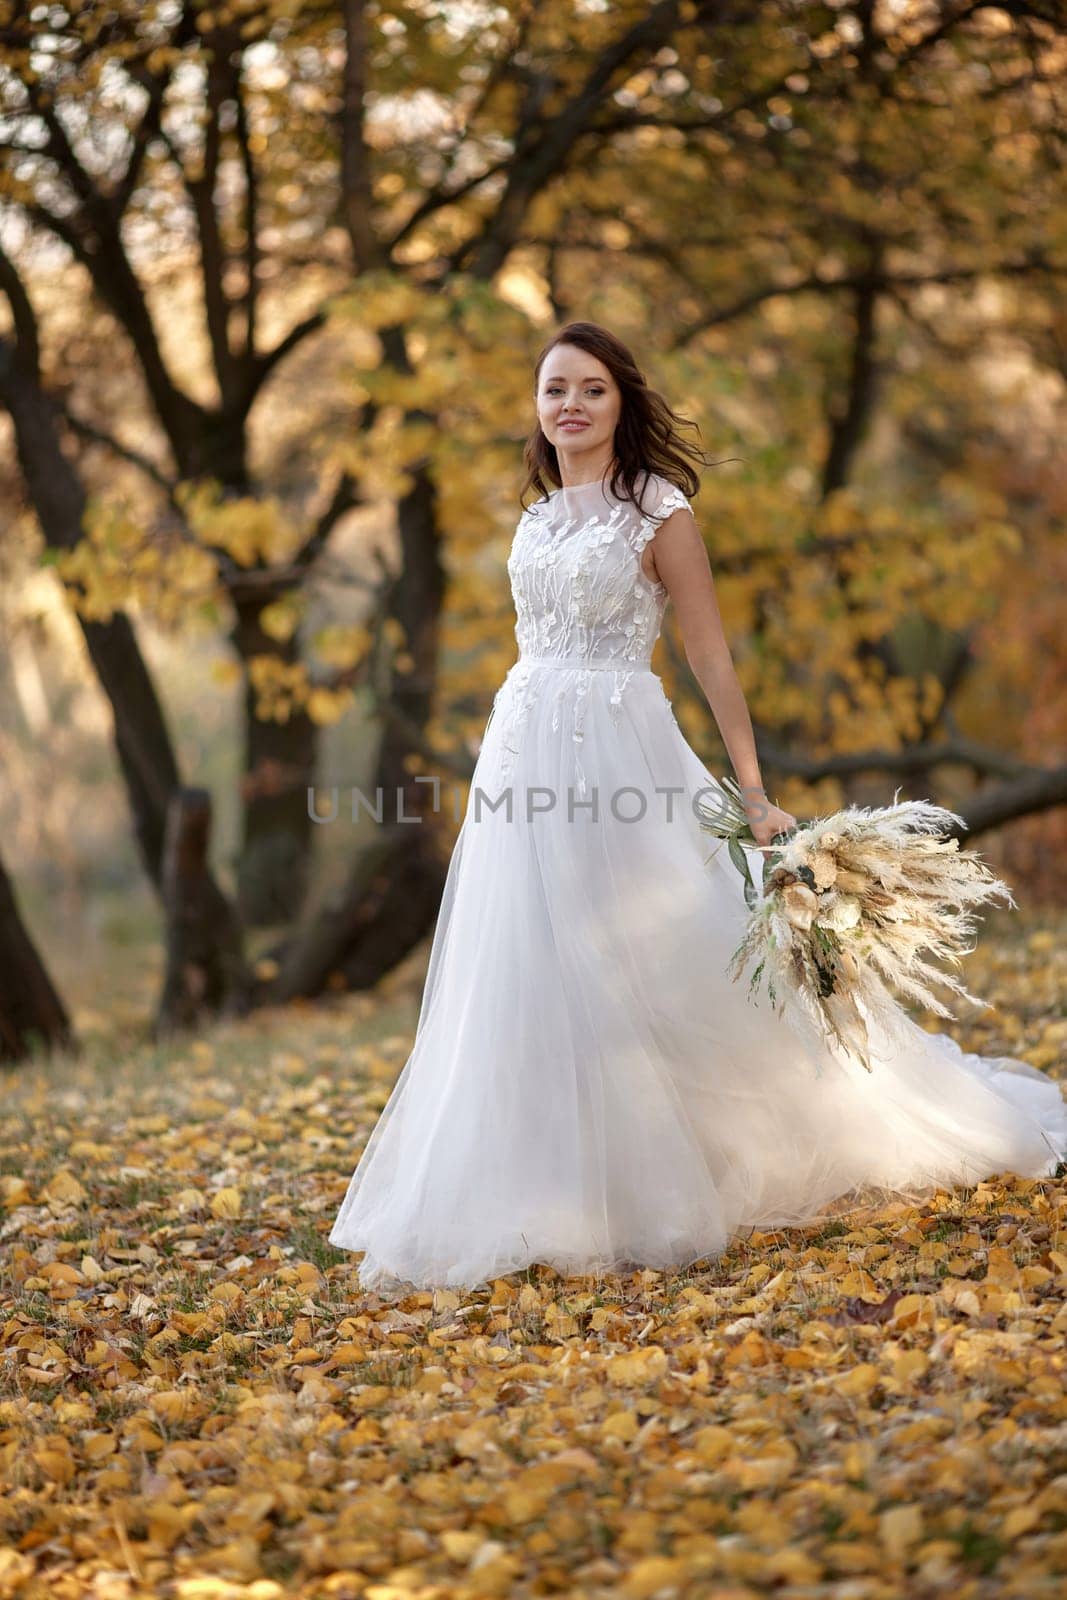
(1, 0), (1065, 1060)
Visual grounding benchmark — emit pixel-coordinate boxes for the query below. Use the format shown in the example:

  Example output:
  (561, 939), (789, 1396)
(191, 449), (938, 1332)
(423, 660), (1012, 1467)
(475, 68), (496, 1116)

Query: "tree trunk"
(351, 458), (450, 976)
(267, 455), (450, 996)
(0, 852), (74, 1065)
(0, 338), (181, 887)
(0, 328), (247, 1015)
(274, 822), (446, 1001)
(373, 459), (447, 807)
(177, 411), (324, 931)
(230, 598), (317, 926)
(158, 789), (250, 1034)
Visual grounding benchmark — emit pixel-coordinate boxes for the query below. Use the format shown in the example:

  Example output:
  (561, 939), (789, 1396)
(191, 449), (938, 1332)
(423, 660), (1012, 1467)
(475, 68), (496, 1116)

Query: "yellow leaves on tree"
(312, 624), (372, 671)
(246, 654), (309, 724)
(257, 595), (304, 643)
(244, 655), (356, 727)
(53, 500), (220, 626)
(179, 482), (301, 570)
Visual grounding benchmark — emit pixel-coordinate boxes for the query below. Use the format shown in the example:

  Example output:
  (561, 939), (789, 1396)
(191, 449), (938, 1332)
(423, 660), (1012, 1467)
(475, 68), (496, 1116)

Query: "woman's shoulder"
(633, 469), (694, 524)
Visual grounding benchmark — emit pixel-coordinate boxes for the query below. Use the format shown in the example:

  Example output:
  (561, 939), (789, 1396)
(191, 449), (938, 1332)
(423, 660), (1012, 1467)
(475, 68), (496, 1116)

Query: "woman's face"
(535, 344), (621, 468)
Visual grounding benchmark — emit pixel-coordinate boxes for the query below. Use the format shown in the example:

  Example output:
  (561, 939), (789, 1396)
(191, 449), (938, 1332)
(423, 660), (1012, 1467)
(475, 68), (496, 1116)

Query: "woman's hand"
(741, 788), (797, 856)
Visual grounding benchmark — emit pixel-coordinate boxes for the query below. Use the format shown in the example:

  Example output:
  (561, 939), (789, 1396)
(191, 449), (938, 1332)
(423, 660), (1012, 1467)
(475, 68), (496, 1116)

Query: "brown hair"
(520, 321), (727, 514)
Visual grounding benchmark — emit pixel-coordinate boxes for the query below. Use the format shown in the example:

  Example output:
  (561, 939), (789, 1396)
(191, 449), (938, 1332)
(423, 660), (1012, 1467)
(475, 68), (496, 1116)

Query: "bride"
(328, 320), (1067, 1293)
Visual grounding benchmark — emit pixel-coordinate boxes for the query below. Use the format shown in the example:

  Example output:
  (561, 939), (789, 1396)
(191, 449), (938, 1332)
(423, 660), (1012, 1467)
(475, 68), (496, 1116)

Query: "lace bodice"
(507, 469), (692, 667)
(487, 470), (694, 798)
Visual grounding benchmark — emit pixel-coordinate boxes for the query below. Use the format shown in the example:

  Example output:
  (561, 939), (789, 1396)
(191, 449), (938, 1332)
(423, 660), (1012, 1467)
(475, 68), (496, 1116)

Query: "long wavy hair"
(519, 321), (727, 515)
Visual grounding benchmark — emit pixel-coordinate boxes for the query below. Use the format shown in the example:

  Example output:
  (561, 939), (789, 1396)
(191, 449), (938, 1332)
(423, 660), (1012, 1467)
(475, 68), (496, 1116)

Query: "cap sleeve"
(633, 473), (693, 554)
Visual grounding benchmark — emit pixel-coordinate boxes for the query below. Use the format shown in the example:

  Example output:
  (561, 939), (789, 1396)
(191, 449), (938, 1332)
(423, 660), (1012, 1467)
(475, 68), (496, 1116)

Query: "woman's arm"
(646, 505), (796, 851)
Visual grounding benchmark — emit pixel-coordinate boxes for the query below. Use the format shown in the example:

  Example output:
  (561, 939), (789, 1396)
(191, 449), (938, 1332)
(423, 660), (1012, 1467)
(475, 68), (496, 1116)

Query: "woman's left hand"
(743, 792), (797, 856)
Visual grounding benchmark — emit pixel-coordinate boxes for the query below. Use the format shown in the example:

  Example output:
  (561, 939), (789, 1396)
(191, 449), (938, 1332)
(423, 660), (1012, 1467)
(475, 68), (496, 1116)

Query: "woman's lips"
(559, 421), (589, 431)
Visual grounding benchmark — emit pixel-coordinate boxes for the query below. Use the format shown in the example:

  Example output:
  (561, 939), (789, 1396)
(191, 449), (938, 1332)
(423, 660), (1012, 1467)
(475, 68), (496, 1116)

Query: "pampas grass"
(696, 783), (1016, 1073)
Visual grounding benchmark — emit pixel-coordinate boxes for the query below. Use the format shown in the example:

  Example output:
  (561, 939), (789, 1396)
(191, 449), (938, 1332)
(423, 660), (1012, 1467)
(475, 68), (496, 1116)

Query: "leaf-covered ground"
(1, 916), (1065, 1600)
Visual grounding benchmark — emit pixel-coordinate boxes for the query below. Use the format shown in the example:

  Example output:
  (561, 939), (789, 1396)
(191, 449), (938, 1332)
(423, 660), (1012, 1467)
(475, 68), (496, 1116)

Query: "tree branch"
(672, 257), (1067, 348)
(387, 157), (514, 253)
(0, 248), (41, 376)
(113, 61), (172, 218)
(250, 308), (328, 394)
(952, 765), (1067, 838)
(386, 1), (540, 253)
(170, 57), (237, 402)
(60, 408), (177, 495)
(341, 0), (384, 273)
(754, 733), (1031, 784)
(657, 615), (1062, 836)
(459, 0), (699, 281)
(234, 54), (260, 358)
(291, 470), (362, 572)
(821, 247), (883, 499)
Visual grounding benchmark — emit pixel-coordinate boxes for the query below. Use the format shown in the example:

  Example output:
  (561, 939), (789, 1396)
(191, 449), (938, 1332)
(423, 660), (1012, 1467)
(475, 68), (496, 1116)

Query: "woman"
(329, 321), (1067, 1292)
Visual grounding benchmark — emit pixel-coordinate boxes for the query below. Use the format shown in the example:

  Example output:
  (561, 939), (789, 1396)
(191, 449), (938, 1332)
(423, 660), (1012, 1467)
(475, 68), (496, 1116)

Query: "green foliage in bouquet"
(694, 776), (795, 911)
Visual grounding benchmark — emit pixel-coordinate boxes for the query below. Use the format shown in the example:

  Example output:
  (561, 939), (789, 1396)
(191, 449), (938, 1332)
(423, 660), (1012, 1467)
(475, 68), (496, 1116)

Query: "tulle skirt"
(328, 658), (1067, 1292)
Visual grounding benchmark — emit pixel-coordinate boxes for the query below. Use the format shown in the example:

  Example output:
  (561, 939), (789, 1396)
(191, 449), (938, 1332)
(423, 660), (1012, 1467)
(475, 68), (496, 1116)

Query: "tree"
(2, 0), (1064, 1027)
(531, 0), (1067, 825)
(0, 0), (357, 923)
(0, 250), (250, 1025)
(0, 849), (73, 1064)
(1, 0), (744, 993)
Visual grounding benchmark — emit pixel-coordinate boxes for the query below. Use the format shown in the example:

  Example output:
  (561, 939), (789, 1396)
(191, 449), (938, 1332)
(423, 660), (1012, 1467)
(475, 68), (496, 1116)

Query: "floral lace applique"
(486, 474), (693, 794)
(490, 661), (538, 791)
(633, 485), (690, 565)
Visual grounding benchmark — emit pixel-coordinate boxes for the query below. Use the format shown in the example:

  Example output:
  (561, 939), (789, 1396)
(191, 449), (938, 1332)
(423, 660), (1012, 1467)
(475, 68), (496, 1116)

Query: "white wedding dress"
(328, 471), (1067, 1291)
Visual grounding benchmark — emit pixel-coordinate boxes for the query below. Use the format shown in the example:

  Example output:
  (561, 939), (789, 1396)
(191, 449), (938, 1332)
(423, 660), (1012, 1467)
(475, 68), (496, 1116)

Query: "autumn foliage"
(1, 918), (1066, 1596)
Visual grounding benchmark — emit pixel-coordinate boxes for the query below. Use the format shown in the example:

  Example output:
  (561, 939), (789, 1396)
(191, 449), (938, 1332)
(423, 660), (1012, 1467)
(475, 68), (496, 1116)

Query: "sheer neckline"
(526, 469), (658, 518)
(548, 476), (613, 498)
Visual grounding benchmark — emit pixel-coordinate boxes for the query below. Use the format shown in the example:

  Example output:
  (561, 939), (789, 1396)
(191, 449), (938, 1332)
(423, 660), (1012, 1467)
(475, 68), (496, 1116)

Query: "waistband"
(516, 654), (655, 672)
